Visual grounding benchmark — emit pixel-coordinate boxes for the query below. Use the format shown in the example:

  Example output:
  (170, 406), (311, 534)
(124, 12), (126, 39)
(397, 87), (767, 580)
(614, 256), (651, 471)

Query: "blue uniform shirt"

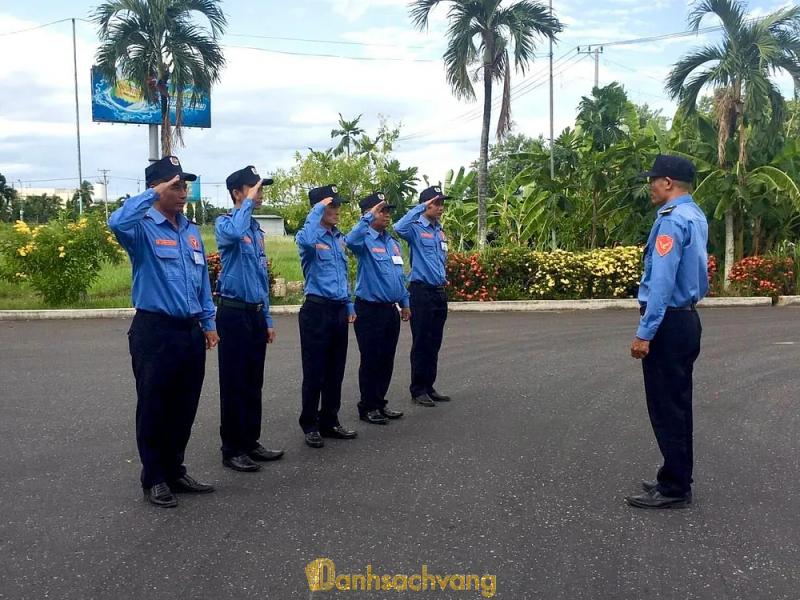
(345, 212), (410, 308)
(394, 203), (448, 286)
(637, 194), (708, 340)
(215, 199), (273, 328)
(109, 189), (216, 331)
(296, 202), (355, 315)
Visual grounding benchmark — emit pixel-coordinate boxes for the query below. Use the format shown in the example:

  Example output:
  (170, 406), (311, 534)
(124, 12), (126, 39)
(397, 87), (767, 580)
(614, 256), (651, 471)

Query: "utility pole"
(548, 0), (554, 182)
(577, 46), (603, 88)
(98, 169), (111, 221)
(72, 18), (83, 215)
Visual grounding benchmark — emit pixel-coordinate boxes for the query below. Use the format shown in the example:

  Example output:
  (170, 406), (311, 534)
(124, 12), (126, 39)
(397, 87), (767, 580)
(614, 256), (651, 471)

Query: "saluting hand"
(369, 200), (387, 216)
(400, 307), (411, 322)
(246, 179), (264, 200)
(320, 198), (334, 207)
(205, 331), (220, 350)
(267, 328), (276, 344)
(630, 338), (650, 359)
(153, 175), (181, 197)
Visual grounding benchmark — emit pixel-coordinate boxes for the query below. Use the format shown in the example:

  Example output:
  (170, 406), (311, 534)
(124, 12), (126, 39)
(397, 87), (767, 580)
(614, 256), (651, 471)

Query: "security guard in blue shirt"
(215, 166), (285, 474)
(296, 185), (358, 448)
(625, 154), (709, 510)
(346, 192), (410, 425)
(395, 186), (451, 407)
(109, 156), (218, 508)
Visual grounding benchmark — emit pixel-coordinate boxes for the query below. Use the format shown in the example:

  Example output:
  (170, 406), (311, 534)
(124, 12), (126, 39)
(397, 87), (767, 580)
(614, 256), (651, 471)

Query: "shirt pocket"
(153, 245), (182, 280)
(316, 247), (333, 262)
(421, 237), (437, 253)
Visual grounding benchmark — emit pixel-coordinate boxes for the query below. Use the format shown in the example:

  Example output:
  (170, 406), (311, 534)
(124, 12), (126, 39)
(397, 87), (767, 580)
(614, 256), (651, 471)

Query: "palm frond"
(409, 0), (444, 30)
(688, 0), (746, 35)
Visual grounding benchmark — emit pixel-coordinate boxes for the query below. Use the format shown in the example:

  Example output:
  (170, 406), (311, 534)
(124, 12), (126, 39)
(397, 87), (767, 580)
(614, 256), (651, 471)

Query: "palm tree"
(93, 0), (227, 157)
(410, 0), (562, 249)
(666, 0), (800, 285)
(331, 113), (366, 159)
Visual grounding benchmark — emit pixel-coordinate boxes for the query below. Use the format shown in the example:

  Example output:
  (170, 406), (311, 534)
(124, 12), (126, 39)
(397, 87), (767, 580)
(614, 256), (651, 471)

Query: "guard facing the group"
(214, 166), (285, 474)
(626, 154), (708, 510)
(395, 186), (451, 407)
(345, 192), (409, 425)
(109, 156), (218, 509)
(295, 185), (358, 448)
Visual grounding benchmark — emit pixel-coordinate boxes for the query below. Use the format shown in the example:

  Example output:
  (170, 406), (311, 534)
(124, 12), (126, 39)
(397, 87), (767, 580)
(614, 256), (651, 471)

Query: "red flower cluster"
(446, 252), (496, 302)
(206, 252), (222, 292)
(707, 255), (718, 284)
(728, 255), (794, 297)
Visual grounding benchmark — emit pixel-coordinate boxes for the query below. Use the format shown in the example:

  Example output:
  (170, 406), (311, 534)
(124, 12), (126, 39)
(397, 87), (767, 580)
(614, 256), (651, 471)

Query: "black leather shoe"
(360, 410), (389, 425)
(223, 454), (261, 472)
(412, 394), (436, 407)
(429, 390), (451, 402)
(169, 474), (215, 494)
(625, 490), (692, 509)
(380, 407), (404, 419)
(642, 480), (692, 499)
(247, 443), (285, 462)
(305, 431), (324, 448)
(320, 425), (358, 439)
(143, 482), (177, 508)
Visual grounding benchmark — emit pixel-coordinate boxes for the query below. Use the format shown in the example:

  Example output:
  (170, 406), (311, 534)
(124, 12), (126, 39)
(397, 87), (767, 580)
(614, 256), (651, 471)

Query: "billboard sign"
(90, 67), (211, 128)
(187, 177), (202, 202)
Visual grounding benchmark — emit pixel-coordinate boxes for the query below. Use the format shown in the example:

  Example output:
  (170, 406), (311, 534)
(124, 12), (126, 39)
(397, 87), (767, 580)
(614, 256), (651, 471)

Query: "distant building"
(17, 188), (74, 206)
(253, 214), (286, 236)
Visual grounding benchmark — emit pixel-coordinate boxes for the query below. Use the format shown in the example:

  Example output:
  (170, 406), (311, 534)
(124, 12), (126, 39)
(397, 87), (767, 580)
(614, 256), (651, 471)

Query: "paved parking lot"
(0, 307), (798, 599)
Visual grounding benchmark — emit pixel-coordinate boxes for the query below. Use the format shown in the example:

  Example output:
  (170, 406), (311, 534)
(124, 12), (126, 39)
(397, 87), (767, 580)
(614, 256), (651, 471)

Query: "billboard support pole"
(72, 18), (83, 216)
(149, 125), (159, 162)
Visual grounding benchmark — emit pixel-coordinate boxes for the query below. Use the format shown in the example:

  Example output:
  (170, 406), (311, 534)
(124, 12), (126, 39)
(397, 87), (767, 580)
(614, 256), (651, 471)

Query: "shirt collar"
(367, 227), (385, 240)
(659, 194), (693, 212)
(146, 206), (188, 230)
(418, 213), (433, 228)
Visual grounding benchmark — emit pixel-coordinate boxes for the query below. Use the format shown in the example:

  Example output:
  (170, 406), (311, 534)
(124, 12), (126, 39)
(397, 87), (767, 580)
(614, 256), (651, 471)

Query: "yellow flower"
(58, 246), (65, 252)
(59, 252), (66, 258)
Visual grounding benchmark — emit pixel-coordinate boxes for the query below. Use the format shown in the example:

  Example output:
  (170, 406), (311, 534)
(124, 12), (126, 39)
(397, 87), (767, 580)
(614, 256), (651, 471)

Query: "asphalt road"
(0, 308), (798, 600)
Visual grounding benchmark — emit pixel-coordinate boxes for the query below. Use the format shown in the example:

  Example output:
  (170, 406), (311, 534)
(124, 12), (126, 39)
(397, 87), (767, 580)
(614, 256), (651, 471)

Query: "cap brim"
(182, 172), (198, 182)
(331, 195), (349, 205)
(261, 178), (274, 186)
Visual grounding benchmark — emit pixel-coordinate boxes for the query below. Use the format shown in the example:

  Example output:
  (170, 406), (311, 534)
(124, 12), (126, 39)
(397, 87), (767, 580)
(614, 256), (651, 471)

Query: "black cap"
(419, 185), (451, 204)
(145, 155), (197, 186)
(639, 154), (696, 183)
(309, 184), (348, 207)
(225, 165), (274, 191)
(359, 191), (395, 212)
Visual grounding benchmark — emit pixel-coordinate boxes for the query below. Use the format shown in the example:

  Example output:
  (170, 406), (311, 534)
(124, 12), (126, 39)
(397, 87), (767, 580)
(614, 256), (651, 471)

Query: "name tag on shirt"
(440, 242), (448, 252)
(193, 251), (204, 265)
(392, 255), (404, 265)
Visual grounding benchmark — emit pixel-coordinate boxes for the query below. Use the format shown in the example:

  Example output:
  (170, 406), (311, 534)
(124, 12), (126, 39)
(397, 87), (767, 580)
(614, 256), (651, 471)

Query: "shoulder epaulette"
(659, 206), (677, 216)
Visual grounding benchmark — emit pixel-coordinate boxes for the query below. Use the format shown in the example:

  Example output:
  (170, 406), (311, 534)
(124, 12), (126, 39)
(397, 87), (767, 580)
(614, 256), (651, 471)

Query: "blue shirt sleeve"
(215, 199), (254, 246)
(345, 213), (374, 254)
(394, 204), (426, 241)
(295, 203), (327, 249)
(637, 218), (686, 340)
(108, 189), (158, 251)
(196, 234), (217, 332)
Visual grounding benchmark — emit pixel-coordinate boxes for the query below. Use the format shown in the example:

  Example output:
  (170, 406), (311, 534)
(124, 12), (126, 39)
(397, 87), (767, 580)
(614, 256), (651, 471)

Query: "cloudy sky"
(0, 0), (795, 204)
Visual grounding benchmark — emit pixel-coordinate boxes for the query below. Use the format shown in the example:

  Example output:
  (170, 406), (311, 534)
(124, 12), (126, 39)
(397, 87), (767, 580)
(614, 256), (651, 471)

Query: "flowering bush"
(446, 253), (495, 301)
(0, 218), (124, 306)
(451, 246), (642, 301)
(728, 255), (794, 297)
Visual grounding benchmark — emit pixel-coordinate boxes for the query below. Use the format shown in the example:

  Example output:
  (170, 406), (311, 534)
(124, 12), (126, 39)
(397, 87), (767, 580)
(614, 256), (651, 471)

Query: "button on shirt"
(345, 212), (410, 308)
(215, 199), (273, 327)
(296, 202), (354, 315)
(109, 189), (216, 331)
(394, 204), (447, 286)
(637, 194), (709, 340)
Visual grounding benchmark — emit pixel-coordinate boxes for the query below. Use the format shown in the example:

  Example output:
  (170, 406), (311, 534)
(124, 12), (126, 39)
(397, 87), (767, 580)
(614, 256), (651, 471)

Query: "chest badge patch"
(655, 235), (674, 256)
(188, 235), (200, 251)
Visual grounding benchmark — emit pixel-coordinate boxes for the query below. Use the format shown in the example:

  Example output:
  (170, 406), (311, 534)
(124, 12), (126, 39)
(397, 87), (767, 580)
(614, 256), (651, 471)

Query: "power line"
(223, 43), (437, 62)
(225, 32), (430, 49)
(0, 17), (74, 37)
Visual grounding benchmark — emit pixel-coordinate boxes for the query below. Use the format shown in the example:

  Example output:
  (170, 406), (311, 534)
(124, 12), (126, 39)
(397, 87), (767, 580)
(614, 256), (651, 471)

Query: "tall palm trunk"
(160, 93), (171, 157)
(477, 55), (493, 250)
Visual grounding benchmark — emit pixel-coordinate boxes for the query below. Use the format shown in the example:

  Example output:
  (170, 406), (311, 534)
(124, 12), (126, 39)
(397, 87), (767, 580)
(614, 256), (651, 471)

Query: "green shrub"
(0, 218), (124, 306)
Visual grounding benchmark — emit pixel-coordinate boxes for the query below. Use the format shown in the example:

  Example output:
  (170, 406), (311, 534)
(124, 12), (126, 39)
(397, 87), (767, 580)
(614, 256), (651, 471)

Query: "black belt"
(304, 294), (348, 306)
(639, 303), (697, 316)
(134, 309), (200, 330)
(409, 281), (446, 292)
(215, 296), (264, 312)
(355, 297), (396, 308)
